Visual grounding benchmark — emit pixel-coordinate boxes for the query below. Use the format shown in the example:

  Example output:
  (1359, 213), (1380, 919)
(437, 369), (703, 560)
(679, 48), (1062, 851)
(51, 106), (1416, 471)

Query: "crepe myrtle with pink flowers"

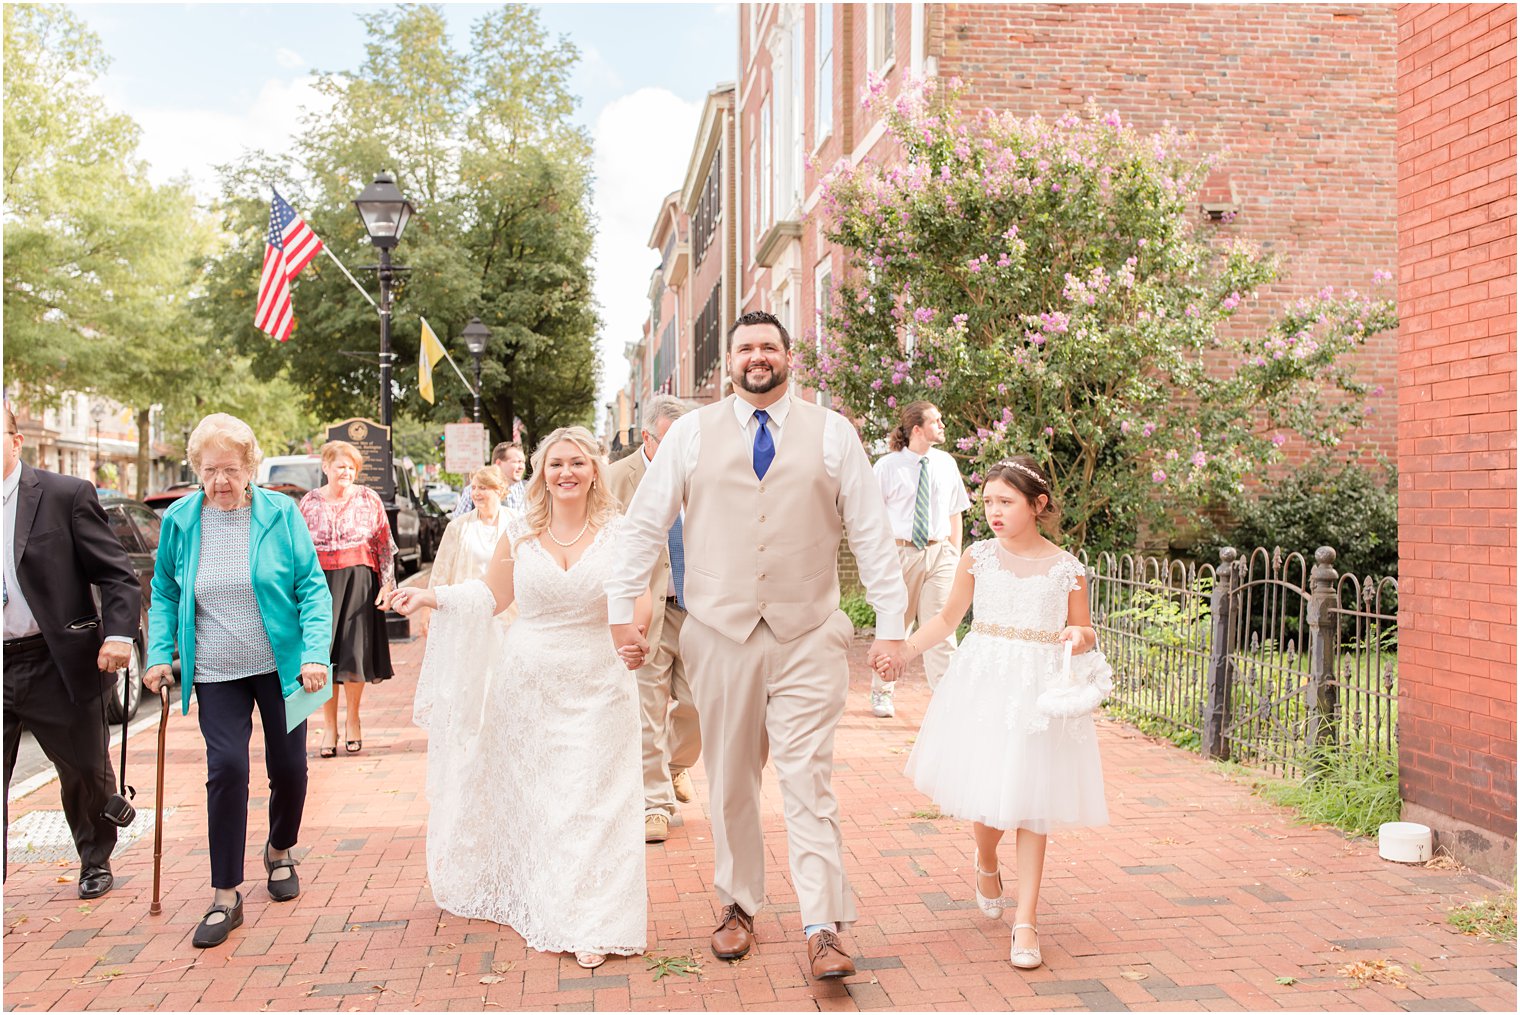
(801, 76), (1397, 549)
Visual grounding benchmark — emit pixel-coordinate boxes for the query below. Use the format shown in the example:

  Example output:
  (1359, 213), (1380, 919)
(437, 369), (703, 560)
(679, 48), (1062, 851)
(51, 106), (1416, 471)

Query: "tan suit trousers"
(680, 609), (857, 928)
(639, 600), (701, 818)
(872, 540), (961, 692)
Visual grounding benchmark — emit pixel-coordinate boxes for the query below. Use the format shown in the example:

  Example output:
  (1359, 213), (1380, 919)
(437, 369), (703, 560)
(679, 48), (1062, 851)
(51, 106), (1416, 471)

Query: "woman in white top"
(411, 464), (513, 728)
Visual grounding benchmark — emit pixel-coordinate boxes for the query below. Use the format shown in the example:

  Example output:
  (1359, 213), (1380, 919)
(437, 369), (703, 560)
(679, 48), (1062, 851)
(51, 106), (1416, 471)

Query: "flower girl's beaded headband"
(995, 460), (1048, 489)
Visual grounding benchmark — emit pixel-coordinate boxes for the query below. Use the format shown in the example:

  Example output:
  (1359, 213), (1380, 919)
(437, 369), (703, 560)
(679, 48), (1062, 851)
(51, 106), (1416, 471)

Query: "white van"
(256, 454), (324, 492)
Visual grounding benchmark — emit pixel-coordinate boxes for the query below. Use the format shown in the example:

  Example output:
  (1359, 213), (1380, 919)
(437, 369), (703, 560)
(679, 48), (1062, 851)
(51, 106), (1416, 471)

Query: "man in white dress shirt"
(606, 395), (701, 845)
(869, 400), (971, 717)
(606, 311), (908, 980)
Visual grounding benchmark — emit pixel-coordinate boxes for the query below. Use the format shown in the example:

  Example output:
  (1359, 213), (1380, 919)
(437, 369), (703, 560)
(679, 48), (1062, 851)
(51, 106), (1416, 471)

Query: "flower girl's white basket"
(1034, 641), (1114, 718)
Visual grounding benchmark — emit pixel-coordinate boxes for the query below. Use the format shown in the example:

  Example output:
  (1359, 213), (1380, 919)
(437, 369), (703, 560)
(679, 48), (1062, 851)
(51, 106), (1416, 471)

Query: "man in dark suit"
(3, 401), (141, 898)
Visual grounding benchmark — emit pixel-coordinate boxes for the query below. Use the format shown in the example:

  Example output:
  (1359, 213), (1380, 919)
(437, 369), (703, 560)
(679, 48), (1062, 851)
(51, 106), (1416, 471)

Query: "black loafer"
(78, 865), (113, 900)
(192, 892), (244, 948)
(263, 840), (300, 902)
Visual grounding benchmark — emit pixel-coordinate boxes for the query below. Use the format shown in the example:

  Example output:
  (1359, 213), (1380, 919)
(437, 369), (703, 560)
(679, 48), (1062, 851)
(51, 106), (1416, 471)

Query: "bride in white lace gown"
(390, 427), (652, 970)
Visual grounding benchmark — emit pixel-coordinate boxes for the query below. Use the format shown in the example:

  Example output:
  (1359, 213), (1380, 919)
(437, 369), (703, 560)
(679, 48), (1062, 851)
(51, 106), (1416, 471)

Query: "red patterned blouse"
(298, 486), (397, 588)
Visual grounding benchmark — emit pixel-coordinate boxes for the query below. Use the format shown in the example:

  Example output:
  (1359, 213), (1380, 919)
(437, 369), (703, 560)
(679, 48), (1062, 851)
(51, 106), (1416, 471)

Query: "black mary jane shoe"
(192, 892), (244, 949)
(263, 840), (300, 902)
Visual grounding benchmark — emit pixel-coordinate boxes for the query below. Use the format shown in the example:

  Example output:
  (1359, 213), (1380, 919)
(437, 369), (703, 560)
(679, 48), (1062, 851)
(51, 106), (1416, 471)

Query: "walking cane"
(149, 684), (170, 916)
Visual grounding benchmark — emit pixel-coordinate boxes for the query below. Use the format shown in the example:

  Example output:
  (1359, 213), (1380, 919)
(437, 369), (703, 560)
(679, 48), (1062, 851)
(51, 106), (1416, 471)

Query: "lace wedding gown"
(417, 515), (646, 956)
(905, 542), (1111, 833)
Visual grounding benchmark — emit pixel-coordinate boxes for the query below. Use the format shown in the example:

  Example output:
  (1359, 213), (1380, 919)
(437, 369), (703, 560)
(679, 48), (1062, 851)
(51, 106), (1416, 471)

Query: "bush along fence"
(1086, 545), (1398, 780)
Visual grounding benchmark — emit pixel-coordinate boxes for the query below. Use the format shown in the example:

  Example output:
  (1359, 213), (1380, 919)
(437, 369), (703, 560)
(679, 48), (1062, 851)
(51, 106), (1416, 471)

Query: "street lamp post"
(460, 317), (491, 424)
(90, 400), (106, 489)
(353, 172), (415, 507)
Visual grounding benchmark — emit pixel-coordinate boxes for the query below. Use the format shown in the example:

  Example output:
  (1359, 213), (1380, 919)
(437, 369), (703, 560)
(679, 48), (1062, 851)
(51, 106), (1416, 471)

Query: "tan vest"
(682, 395), (843, 644)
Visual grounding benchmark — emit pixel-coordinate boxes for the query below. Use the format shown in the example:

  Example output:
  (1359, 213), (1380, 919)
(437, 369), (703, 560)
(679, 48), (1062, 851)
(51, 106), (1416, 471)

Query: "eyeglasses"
(199, 466), (247, 480)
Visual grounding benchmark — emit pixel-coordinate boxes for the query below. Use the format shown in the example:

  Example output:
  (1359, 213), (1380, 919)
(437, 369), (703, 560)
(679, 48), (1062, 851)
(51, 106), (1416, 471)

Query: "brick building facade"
(609, 87), (737, 452)
(719, 2), (1402, 455)
(622, 4), (1402, 453)
(1394, 2), (1516, 876)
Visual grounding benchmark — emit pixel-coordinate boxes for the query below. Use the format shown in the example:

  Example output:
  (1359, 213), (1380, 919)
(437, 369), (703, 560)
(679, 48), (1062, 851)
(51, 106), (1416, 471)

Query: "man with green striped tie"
(869, 401), (970, 717)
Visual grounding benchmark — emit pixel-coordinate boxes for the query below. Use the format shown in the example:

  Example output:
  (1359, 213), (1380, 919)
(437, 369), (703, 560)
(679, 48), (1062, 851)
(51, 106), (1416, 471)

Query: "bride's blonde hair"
(514, 426), (618, 552)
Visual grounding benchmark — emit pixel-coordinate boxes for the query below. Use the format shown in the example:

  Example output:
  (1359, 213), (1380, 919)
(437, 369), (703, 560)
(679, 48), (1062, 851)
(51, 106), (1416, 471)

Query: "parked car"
(256, 454), (324, 492)
(390, 463), (446, 576)
(143, 482), (199, 515)
(96, 495), (163, 722)
(427, 488), (458, 514)
(259, 482), (307, 503)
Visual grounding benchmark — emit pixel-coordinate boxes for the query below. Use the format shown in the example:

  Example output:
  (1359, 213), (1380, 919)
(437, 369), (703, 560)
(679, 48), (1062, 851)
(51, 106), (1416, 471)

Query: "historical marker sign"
(326, 417), (394, 503)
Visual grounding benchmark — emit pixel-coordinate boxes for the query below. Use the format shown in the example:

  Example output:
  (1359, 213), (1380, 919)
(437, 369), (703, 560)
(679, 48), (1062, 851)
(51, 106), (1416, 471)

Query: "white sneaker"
(870, 686), (896, 718)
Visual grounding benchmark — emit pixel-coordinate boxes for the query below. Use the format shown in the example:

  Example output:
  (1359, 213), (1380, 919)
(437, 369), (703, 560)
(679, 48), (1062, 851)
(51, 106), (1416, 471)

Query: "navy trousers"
(195, 671), (307, 889)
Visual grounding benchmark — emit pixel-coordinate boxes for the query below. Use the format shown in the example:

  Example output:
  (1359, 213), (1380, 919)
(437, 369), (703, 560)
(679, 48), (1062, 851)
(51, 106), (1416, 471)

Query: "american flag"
(255, 190), (324, 342)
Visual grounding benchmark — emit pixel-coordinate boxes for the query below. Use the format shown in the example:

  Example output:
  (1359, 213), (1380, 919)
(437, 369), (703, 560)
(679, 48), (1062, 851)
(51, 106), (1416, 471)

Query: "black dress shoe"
(264, 839), (300, 902)
(78, 866), (113, 900)
(192, 892), (244, 948)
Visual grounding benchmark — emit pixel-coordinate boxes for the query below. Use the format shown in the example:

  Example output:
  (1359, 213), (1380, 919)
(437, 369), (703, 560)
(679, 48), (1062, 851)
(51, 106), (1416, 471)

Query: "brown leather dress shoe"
(711, 903), (754, 959)
(808, 928), (856, 979)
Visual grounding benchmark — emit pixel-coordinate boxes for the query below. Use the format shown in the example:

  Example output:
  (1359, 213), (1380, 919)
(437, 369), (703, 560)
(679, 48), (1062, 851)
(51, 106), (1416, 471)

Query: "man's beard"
(733, 359), (788, 394)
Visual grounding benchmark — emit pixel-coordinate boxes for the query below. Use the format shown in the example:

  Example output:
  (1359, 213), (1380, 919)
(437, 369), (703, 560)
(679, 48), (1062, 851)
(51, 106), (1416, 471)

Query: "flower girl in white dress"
(889, 455), (1111, 969)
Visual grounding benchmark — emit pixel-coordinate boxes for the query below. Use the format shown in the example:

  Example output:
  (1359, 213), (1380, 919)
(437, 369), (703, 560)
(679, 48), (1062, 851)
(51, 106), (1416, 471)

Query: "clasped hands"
(868, 639), (907, 681)
(610, 623), (650, 670)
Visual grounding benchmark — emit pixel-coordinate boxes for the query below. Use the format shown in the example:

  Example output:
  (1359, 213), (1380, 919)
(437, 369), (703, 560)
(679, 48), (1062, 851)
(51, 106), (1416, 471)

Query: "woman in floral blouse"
(298, 441), (396, 757)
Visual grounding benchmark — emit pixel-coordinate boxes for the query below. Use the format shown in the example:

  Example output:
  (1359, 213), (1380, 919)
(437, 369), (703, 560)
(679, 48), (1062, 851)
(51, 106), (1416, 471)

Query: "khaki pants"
(872, 540), (961, 693)
(680, 610), (857, 929)
(639, 601), (701, 818)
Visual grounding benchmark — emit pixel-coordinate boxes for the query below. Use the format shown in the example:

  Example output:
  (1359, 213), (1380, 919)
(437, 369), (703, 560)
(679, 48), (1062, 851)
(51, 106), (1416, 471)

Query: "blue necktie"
(752, 409), (775, 480)
(667, 514), (685, 609)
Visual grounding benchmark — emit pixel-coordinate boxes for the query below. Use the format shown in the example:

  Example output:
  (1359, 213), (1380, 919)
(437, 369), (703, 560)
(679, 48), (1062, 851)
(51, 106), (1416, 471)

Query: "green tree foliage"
(197, 4), (600, 445)
(3, 4), (228, 495)
(804, 78), (1397, 550)
(1197, 456), (1400, 580)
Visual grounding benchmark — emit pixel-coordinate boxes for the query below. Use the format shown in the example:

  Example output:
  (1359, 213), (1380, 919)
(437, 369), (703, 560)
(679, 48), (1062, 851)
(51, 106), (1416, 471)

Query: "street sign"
(444, 422), (488, 474)
(326, 417), (394, 503)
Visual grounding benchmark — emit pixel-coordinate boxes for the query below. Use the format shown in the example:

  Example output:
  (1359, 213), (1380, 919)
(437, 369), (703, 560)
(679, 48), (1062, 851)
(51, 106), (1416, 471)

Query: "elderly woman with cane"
(143, 413), (332, 949)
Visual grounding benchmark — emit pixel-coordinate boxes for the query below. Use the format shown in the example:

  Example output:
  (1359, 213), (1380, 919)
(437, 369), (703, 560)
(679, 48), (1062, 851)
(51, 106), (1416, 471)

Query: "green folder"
(284, 679), (333, 733)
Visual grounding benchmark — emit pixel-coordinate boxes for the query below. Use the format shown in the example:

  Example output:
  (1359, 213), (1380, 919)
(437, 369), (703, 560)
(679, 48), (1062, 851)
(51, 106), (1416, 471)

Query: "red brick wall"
(1395, 2), (1516, 866)
(928, 2), (1401, 456)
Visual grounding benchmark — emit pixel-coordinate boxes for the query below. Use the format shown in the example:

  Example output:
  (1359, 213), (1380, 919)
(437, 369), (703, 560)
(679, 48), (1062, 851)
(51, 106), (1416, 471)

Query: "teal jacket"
(147, 485), (333, 715)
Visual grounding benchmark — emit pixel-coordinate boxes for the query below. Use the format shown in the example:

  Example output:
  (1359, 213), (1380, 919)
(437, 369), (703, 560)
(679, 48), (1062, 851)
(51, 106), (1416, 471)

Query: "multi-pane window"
(694, 152), (722, 267)
(870, 4), (895, 72)
(760, 98), (772, 229)
(814, 259), (834, 348)
(815, 4), (833, 144)
(748, 139), (759, 265)
(655, 319), (678, 394)
(693, 287), (724, 388)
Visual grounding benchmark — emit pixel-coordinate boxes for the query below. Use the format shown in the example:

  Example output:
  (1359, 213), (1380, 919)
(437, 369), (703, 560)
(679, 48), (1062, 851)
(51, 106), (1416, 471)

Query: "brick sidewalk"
(3, 626), (1514, 1012)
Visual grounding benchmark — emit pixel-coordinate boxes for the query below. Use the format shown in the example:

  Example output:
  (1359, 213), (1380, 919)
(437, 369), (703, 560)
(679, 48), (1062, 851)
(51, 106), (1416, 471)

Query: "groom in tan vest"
(607, 311), (908, 980)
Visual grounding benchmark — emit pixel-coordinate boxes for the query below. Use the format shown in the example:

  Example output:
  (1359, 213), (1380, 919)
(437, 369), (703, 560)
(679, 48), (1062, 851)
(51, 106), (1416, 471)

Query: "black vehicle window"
(125, 505), (161, 551)
(105, 506), (144, 553)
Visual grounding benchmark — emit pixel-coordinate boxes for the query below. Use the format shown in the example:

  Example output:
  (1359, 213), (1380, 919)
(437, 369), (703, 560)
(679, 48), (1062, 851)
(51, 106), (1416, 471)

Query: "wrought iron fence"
(1084, 545), (1398, 778)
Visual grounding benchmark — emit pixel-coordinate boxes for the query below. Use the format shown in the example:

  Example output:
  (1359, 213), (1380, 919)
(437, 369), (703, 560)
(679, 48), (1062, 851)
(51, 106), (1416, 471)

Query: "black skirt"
(325, 565), (393, 684)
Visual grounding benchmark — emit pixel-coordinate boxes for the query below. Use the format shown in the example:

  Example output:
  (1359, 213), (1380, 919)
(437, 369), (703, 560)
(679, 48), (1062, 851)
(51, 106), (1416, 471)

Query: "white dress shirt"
(641, 443), (684, 595)
(3, 463), (41, 639)
(605, 391), (909, 638)
(3, 463), (131, 645)
(873, 447), (972, 544)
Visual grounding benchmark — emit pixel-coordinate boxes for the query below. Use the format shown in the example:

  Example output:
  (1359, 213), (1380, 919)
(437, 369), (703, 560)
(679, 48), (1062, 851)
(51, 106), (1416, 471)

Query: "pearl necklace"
(546, 517), (591, 547)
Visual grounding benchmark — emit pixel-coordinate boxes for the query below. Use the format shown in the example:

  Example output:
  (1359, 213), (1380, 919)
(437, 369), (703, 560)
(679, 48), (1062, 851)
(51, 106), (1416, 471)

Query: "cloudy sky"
(72, 1), (739, 423)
